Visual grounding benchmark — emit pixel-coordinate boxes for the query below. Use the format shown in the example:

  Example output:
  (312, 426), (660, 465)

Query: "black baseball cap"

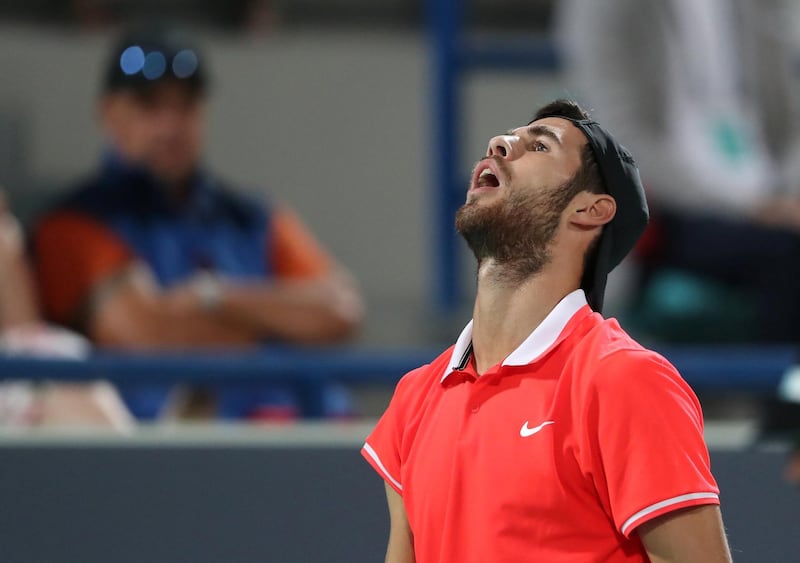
(533, 114), (649, 313)
(103, 24), (207, 94)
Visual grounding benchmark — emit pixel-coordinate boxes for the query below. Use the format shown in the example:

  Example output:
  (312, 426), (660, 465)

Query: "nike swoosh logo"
(520, 420), (555, 437)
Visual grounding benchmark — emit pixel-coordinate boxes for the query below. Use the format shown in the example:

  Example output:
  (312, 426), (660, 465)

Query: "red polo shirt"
(362, 290), (719, 563)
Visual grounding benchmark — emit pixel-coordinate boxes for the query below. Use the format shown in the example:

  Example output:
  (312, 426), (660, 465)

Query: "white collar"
(441, 289), (589, 382)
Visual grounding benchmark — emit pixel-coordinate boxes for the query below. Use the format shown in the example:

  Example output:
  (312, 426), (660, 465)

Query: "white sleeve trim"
(621, 492), (719, 536)
(362, 442), (403, 491)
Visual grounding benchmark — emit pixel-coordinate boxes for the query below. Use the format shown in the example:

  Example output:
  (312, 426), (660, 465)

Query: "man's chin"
(455, 210), (493, 246)
(465, 188), (503, 205)
(456, 198), (497, 228)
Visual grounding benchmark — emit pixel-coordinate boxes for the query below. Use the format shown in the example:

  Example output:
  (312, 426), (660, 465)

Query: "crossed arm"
(33, 208), (364, 349)
(86, 263), (364, 348)
(383, 483), (731, 563)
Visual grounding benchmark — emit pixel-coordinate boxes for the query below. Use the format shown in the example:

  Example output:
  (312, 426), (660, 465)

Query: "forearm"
(0, 202), (39, 328)
(639, 505), (732, 563)
(384, 483), (415, 563)
(0, 253), (39, 329)
(216, 276), (364, 344)
(88, 281), (260, 349)
(87, 267), (363, 348)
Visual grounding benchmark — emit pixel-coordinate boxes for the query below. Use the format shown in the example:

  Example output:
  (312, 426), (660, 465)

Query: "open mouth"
(471, 160), (503, 191)
(476, 168), (500, 188)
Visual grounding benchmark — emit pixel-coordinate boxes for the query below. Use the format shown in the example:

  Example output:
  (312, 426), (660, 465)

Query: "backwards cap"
(533, 114), (649, 313)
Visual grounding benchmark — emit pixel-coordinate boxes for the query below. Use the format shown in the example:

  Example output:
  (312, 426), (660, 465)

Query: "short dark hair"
(531, 98), (587, 122)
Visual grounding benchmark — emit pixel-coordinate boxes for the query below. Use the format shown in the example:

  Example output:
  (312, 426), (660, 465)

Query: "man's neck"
(471, 259), (580, 375)
(162, 177), (193, 204)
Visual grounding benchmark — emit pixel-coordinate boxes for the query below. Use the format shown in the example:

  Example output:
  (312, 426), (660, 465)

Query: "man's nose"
(486, 135), (522, 160)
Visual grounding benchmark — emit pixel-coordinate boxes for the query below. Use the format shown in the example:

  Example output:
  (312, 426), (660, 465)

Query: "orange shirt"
(362, 290), (719, 563)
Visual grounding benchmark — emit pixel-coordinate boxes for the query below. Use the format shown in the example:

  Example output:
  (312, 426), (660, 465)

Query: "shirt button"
(471, 405), (480, 413)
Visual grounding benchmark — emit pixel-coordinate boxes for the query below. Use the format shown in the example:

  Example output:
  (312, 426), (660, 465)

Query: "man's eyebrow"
(508, 124), (563, 146)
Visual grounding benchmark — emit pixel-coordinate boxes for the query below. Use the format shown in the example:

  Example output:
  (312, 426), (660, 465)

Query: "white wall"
(0, 25), (561, 345)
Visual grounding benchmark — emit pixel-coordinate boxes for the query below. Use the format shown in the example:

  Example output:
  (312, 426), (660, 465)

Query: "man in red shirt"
(362, 99), (731, 562)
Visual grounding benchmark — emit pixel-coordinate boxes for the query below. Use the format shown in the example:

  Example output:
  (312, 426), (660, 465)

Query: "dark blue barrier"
(0, 346), (443, 418)
(654, 345), (797, 394)
(0, 345), (795, 415)
(0, 347), (440, 385)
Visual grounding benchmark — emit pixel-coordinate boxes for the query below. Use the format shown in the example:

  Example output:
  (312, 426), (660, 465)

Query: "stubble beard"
(455, 178), (577, 286)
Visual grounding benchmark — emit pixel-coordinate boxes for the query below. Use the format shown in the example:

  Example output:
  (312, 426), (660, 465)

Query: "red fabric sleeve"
(361, 365), (434, 495)
(269, 208), (333, 279)
(32, 211), (134, 326)
(579, 350), (720, 538)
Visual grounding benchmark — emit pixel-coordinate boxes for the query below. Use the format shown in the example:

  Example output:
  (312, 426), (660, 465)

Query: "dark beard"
(455, 177), (581, 285)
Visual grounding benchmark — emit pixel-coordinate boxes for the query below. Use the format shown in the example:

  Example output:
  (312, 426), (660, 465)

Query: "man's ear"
(570, 193), (616, 228)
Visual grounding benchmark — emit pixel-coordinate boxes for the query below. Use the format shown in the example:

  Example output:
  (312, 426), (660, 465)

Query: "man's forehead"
(109, 79), (204, 101)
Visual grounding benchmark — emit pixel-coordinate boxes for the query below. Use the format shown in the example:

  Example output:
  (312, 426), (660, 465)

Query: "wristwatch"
(192, 271), (223, 312)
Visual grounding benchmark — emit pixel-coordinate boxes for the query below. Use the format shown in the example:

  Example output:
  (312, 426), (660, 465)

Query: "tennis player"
(362, 99), (732, 562)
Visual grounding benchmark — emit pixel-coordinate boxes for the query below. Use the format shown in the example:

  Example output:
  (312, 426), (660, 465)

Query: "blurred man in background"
(557, 0), (800, 343)
(32, 24), (364, 420)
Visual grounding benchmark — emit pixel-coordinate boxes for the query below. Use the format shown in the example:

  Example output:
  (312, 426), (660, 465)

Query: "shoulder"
(33, 177), (119, 239)
(568, 317), (702, 422)
(32, 206), (134, 267)
(397, 346), (454, 391)
(390, 347), (454, 410)
(36, 175), (128, 225)
(571, 316), (688, 395)
(208, 179), (271, 228)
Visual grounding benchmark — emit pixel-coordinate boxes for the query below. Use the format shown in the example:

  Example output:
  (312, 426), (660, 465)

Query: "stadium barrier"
(0, 345), (794, 416)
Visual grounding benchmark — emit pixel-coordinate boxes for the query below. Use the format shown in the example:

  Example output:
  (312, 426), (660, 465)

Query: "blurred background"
(0, 0), (560, 349)
(0, 1), (799, 561)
